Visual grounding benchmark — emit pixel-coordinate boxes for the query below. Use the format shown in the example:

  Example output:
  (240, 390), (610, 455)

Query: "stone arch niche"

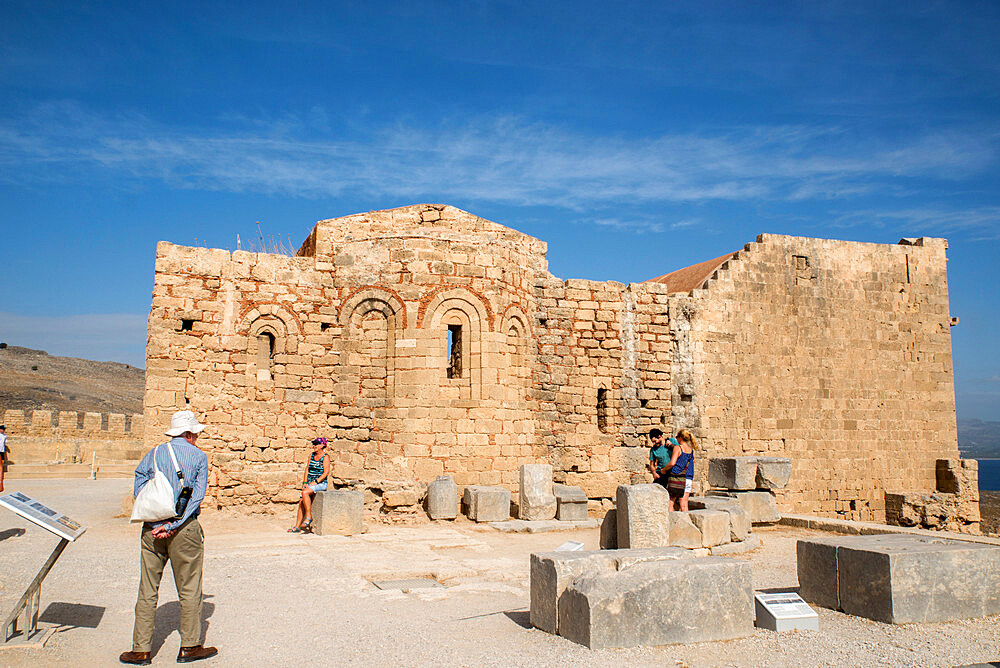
(501, 307), (531, 401)
(239, 304), (302, 385)
(425, 290), (490, 401)
(338, 289), (403, 406)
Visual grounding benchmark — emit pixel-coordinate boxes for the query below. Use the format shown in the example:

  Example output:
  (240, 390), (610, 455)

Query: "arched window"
(256, 331), (275, 381)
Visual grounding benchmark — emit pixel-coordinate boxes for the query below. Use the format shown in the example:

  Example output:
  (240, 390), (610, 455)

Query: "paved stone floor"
(1, 479), (998, 667)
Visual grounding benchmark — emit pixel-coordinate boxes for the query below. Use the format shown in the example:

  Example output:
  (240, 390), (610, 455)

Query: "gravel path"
(1, 480), (998, 667)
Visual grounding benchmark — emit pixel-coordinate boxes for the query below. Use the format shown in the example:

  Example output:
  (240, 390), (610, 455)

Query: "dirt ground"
(1, 479), (998, 668)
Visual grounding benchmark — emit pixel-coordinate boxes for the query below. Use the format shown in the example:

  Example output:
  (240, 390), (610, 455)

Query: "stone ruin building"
(142, 204), (970, 524)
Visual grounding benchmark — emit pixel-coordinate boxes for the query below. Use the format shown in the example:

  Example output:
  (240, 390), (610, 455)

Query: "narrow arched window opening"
(597, 388), (609, 433)
(256, 331), (275, 381)
(447, 324), (463, 379)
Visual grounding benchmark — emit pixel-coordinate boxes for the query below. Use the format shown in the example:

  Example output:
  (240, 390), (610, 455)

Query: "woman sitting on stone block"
(664, 429), (697, 511)
(289, 437), (330, 533)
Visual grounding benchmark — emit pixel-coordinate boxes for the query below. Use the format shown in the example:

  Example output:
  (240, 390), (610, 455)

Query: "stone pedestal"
(313, 489), (364, 536)
(463, 485), (510, 522)
(519, 464), (556, 520)
(797, 534), (1000, 623)
(616, 484), (671, 549)
(426, 475), (458, 520)
(557, 557), (754, 648)
(553, 484), (588, 521)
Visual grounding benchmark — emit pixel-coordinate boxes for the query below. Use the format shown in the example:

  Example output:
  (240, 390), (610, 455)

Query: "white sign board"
(0, 492), (87, 542)
(754, 591), (818, 632)
(554, 539), (585, 552)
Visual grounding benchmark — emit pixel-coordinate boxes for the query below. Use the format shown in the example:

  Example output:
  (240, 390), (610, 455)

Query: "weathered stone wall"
(533, 279), (678, 500)
(143, 205), (960, 520)
(144, 205), (550, 507)
(684, 234), (958, 521)
(0, 408), (144, 463)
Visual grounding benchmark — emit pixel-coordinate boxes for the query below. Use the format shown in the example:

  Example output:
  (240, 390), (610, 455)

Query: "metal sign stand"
(3, 538), (69, 643)
(0, 491), (86, 647)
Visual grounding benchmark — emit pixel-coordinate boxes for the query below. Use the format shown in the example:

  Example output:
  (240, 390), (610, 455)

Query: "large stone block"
(688, 509), (731, 548)
(426, 475), (458, 520)
(755, 457), (792, 490)
(599, 508), (617, 549)
(796, 539), (840, 610)
(558, 557), (754, 648)
(519, 464), (556, 520)
(668, 512), (702, 548)
(463, 485), (510, 522)
(529, 551), (617, 634)
(553, 484), (589, 521)
(689, 496), (751, 541)
(708, 457), (758, 490)
(313, 489), (364, 536)
(530, 548), (692, 635)
(710, 490), (779, 523)
(616, 484), (671, 549)
(797, 534), (1000, 623)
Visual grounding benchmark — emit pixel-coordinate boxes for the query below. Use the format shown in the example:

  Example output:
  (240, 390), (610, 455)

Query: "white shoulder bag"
(130, 443), (182, 523)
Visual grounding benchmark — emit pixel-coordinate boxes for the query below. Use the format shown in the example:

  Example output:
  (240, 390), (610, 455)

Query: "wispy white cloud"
(831, 207), (1000, 240)
(0, 312), (147, 367)
(0, 102), (997, 219)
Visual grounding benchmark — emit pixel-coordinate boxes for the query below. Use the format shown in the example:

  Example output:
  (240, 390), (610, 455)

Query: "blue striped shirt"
(134, 436), (208, 532)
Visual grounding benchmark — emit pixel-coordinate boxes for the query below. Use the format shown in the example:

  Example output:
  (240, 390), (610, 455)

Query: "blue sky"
(0, 1), (997, 420)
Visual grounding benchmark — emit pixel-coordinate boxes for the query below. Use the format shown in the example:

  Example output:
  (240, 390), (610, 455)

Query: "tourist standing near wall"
(120, 410), (218, 665)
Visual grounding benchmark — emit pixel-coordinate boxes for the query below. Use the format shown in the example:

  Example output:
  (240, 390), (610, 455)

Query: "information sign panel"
(0, 492), (86, 542)
(754, 591), (818, 632)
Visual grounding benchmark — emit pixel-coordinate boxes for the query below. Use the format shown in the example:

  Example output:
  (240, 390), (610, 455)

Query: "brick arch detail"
(338, 286), (407, 330)
(418, 286), (494, 329)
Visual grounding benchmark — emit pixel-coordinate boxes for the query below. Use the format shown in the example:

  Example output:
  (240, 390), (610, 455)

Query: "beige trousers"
(132, 518), (204, 652)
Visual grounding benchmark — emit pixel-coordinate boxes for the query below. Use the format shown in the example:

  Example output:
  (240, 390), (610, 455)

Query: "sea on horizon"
(978, 459), (1000, 492)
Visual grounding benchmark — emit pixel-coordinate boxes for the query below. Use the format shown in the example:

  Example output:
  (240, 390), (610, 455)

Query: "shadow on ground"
(151, 595), (215, 655)
(39, 601), (105, 630)
(0, 527), (26, 541)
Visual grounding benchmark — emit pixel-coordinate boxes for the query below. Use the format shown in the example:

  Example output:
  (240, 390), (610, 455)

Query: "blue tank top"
(670, 451), (694, 479)
(307, 453), (326, 482)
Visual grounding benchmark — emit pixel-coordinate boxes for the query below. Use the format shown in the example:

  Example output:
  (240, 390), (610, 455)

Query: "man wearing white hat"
(120, 410), (218, 665)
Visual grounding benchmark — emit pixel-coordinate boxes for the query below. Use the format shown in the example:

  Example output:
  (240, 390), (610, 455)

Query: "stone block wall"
(682, 235), (958, 521)
(143, 205), (960, 518)
(0, 408), (144, 463)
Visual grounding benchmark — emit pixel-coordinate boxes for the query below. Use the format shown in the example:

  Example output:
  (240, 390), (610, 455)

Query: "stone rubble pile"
(885, 459), (981, 534)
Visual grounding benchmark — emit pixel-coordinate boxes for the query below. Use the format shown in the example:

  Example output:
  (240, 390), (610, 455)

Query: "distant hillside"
(0, 345), (145, 416)
(958, 418), (1000, 459)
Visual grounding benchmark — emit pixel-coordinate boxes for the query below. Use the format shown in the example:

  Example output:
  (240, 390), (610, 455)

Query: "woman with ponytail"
(665, 429), (697, 511)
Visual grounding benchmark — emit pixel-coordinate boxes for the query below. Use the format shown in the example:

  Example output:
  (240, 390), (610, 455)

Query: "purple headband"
(311, 437), (327, 446)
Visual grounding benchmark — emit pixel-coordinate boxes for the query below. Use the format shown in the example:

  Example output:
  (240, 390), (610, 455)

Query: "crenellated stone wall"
(0, 408), (145, 463)
(143, 204), (963, 522)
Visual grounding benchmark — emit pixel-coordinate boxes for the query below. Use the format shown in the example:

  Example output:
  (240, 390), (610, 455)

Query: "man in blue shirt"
(120, 410), (218, 665)
(647, 428), (678, 485)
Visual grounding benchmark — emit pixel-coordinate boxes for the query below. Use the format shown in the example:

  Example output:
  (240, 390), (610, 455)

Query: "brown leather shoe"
(119, 651), (152, 665)
(177, 645), (218, 663)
